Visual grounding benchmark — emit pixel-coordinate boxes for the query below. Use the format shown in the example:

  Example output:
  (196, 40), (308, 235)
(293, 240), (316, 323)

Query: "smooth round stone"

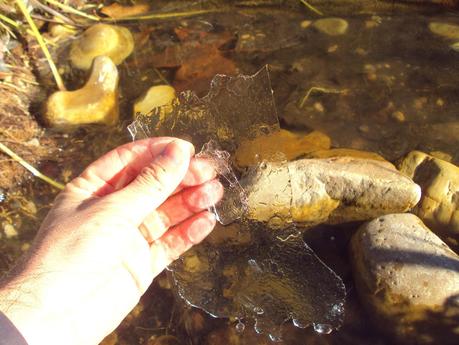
(133, 85), (176, 117)
(244, 157), (421, 227)
(45, 56), (119, 127)
(313, 18), (349, 36)
(398, 151), (459, 246)
(234, 129), (331, 168)
(70, 24), (134, 70)
(351, 213), (459, 344)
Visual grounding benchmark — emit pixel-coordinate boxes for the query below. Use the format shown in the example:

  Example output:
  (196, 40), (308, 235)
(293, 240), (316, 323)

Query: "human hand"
(0, 138), (223, 345)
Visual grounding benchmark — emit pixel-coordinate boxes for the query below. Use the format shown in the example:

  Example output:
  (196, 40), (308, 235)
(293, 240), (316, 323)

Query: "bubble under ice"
(168, 222), (346, 341)
(128, 68), (346, 341)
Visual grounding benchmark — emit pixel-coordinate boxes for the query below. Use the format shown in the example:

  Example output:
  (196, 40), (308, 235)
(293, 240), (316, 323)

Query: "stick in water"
(0, 142), (65, 190)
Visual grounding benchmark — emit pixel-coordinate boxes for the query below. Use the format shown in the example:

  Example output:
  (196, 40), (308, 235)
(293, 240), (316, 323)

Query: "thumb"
(111, 139), (194, 225)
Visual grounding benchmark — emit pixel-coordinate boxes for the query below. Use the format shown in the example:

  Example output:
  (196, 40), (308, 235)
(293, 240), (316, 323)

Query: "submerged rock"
(70, 23), (134, 70)
(133, 85), (176, 118)
(350, 213), (459, 344)
(243, 157), (421, 228)
(45, 56), (119, 127)
(398, 151), (459, 246)
(429, 150), (453, 162)
(234, 129), (331, 168)
(305, 148), (388, 163)
(313, 18), (349, 36)
(429, 22), (459, 40)
(146, 335), (182, 345)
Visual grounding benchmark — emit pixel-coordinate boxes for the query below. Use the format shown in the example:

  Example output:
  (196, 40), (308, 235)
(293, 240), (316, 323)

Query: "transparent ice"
(168, 222), (346, 341)
(128, 67), (346, 341)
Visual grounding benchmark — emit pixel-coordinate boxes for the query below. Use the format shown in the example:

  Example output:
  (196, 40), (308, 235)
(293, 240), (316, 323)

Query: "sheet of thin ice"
(195, 140), (248, 225)
(128, 66), (280, 151)
(128, 67), (346, 340)
(128, 66), (279, 224)
(168, 222), (346, 341)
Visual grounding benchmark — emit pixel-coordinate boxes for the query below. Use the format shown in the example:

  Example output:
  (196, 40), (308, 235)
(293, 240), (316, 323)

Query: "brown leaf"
(170, 28), (238, 93)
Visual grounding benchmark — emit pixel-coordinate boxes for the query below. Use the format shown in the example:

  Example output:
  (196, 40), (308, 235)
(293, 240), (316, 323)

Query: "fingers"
(70, 138), (176, 196)
(69, 140), (217, 198)
(150, 211), (216, 277)
(176, 157), (217, 193)
(139, 179), (224, 242)
(109, 139), (194, 225)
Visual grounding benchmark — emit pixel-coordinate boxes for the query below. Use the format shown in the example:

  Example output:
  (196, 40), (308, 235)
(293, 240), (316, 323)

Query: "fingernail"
(187, 213), (216, 243)
(160, 140), (194, 165)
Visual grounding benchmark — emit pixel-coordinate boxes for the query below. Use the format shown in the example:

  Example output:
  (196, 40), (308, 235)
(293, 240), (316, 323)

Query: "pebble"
(146, 335), (181, 345)
(70, 24), (134, 70)
(133, 85), (176, 117)
(391, 110), (406, 123)
(450, 41), (459, 52)
(429, 150), (452, 162)
(300, 20), (311, 29)
(3, 222), (18, 238)
(429, 22), (459, 40)
(45, 56), (119, 127)
(313, 101), (324, 112)
(351, 213), (459, 344)
(313, 18), (349, 36)
(398, 151), (459, 246)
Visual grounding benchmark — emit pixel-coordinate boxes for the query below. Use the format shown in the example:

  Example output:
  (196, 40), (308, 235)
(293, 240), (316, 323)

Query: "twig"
(299, 87), (345, 108)
(154, 68), (170, 85)
(0, 21), (16, 38)
(0, 142), (65, 190)
(0, 13), (19, 28)
(44, 0), (100, 22)
(103, 8), (223, 22)
(0, 13), (51, 42)
(299, 0), (323, 16)
(30, 0), (76, 26)
(15, 0), (66, 91)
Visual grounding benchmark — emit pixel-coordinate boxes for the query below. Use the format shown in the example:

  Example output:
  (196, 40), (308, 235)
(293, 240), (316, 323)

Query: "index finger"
(69, 138), (176, 197)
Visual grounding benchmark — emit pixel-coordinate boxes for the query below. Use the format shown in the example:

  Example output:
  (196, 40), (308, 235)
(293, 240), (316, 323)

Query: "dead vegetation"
(0, 34), (59, 189)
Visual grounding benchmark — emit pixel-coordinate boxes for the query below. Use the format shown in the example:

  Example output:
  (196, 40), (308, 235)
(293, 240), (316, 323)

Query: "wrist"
(0, 272), (72, 345)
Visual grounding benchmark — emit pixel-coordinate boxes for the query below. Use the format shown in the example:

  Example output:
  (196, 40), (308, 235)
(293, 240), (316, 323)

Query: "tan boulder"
(243, 157), (421, 228)
(45, 56), (119, 127)
(70, 24), (134, 70)
(350, 213), (459, 344)
(399, 151), (459, 245)
(234, 129), (331, 168)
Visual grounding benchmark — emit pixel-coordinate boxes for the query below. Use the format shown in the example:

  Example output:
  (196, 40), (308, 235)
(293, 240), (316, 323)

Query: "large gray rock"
(242, 157), (421, 228)
(350, 213), (459, 344)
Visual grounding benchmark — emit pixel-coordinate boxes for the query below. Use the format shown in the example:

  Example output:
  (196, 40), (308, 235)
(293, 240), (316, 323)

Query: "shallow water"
(1, 1), (459, 344)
